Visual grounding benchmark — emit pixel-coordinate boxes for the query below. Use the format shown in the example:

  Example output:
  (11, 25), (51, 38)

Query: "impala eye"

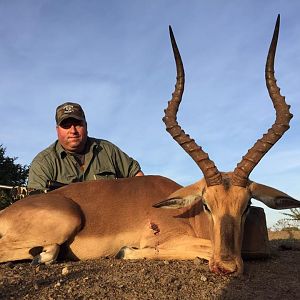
(203, 202), (211, 213)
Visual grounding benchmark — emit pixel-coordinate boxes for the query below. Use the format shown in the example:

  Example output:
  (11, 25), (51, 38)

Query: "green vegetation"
(0, 144), (29, 209)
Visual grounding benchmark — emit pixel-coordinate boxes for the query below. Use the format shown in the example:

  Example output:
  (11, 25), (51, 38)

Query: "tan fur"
(0, 174), (278, 275)
(0, 193), (82, 263)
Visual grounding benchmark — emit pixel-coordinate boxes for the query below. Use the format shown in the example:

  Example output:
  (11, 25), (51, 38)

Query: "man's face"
(56, 118), (88, 153)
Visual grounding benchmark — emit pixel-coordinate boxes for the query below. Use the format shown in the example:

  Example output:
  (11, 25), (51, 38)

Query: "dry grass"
(268, 230), (300, 240)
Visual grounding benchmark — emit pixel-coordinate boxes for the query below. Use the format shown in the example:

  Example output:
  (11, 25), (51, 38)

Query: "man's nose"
(69, 125), (77, 132)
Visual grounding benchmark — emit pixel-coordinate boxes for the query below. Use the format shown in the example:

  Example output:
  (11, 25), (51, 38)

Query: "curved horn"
(163, 26), (222, 186)
(233, 15), (293, 187)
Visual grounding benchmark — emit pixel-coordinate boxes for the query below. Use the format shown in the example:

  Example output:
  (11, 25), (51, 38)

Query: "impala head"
(155, 15), (300, 275)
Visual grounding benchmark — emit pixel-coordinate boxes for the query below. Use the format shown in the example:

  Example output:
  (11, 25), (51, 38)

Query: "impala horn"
(232, 15), (293, 187)
(163, 26), (222, 186)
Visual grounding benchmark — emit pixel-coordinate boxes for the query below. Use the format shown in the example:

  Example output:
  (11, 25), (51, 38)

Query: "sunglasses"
(59, 119), (84, 129)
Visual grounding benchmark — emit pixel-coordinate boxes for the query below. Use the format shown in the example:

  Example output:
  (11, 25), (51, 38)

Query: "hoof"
(115, 246), (128, 259)
(31, 255), (41, 266)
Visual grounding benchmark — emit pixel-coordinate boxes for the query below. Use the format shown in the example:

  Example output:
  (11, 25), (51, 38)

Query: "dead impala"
(0, 15), (299, 275)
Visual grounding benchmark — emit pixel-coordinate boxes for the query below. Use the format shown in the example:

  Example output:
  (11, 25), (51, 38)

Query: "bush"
(282, 208), (300, 221)
(0, 144), (29, 209)
(272, 218), (300, 232)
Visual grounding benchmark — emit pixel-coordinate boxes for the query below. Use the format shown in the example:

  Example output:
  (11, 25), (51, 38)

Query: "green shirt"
(27, 137), (141, 189)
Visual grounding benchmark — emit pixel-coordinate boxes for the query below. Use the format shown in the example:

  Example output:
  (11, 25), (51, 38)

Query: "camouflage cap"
(55, 102), (86, 125)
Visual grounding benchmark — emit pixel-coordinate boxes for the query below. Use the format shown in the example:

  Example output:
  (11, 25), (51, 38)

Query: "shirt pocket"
(93, 168), (117, 180)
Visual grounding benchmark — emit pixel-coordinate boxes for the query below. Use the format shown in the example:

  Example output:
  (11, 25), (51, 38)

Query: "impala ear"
(249, 182), (300, 210)
(153, 195), (202, 209)
(153, 180), (205, 209)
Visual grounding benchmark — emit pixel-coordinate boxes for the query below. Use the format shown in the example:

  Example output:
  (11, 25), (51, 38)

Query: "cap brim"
(57, 114), (85, 125)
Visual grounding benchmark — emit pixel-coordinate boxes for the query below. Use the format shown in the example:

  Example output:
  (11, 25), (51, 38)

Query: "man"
(28, 102), (144, 190)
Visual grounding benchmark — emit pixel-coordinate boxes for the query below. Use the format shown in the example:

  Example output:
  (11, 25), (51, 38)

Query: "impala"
(0, 15), (299, 274)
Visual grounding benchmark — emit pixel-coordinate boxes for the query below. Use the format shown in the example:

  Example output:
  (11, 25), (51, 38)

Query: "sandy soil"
(0, 232), (299, 300)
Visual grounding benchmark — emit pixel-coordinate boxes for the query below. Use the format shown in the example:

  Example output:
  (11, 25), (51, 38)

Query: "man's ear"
(153, 180), (205, 209)
(249, 182), (300, 210)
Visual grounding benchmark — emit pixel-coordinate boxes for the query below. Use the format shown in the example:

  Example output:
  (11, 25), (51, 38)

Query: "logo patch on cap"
(63, 105), (75, 114)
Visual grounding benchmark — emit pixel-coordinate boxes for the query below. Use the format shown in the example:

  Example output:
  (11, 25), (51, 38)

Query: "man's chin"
(65, 142), (84, 153)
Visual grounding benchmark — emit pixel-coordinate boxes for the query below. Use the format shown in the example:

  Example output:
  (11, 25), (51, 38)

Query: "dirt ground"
(0, 231), (299, 300)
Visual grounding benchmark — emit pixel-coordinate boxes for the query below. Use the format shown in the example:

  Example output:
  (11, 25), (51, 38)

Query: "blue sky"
(0, 1), (299, 227)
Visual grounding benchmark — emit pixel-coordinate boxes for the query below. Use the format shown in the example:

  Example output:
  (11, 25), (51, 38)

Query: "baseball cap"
(55, 102), (86, 125)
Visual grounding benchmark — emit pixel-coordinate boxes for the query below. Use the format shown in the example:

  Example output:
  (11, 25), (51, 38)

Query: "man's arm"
(27, 159), (53, 190)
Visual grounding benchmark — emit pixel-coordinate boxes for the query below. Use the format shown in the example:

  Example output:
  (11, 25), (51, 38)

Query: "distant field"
(268, 230), (300, 240)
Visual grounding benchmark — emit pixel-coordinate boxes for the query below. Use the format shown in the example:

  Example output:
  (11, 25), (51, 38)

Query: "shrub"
(0, 144), (29, 209)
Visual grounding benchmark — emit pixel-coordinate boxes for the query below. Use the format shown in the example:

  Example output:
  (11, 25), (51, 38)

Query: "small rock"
(62, 266), (69, 276)
(200, 275), (207, 282)
(194, 257), (205, 265)
(6, 262), (14, 269)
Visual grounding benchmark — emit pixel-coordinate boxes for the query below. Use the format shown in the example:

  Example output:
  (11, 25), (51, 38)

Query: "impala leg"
(31, 244), (60, 265)
(0, 195), (83, 264)
(0, 245), (34, 263)
(117, 236), (212, 261)
(0, 241), (61, 264)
